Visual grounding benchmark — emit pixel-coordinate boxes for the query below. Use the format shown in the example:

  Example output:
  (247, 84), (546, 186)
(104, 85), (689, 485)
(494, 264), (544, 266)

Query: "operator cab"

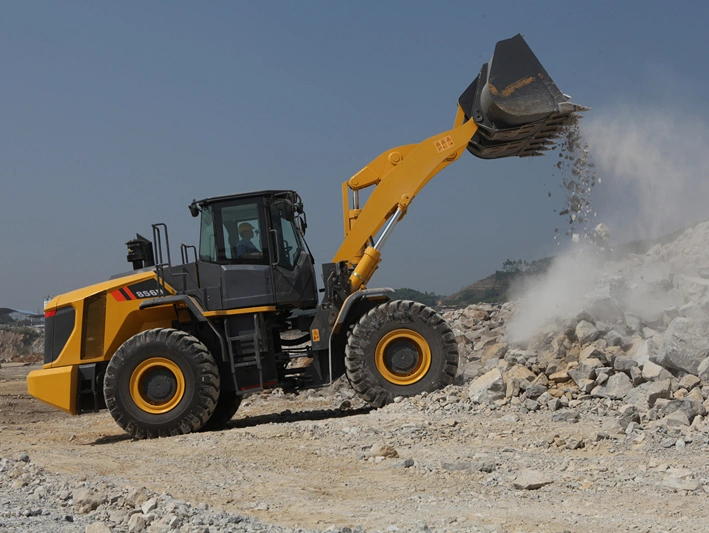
(187, 190), (318, 311)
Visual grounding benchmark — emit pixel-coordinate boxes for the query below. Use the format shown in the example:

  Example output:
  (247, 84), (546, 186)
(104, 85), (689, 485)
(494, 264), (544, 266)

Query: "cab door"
(197, 198), (276, 310)
(267, 199), (318, 309)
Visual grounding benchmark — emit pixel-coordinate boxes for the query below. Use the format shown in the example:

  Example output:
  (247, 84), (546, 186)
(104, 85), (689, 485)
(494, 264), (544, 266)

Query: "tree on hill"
(390, 288), (440, 307)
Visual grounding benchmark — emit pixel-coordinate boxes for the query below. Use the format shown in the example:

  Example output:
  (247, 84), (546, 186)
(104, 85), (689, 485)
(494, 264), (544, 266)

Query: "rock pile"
(0, 327), (43, 363)
(444, 221), (709, 435)
(0, 455), (329, 533)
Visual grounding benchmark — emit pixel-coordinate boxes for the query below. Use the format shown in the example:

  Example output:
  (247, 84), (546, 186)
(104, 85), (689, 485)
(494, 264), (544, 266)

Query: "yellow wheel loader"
(28, 35), (587, 438)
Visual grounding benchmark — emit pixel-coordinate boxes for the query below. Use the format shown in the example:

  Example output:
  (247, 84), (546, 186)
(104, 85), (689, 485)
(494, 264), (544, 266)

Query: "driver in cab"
(235, 222), (260, 257)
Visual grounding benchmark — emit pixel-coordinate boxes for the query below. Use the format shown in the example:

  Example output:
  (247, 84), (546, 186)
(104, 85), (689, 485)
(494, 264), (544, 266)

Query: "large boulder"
(575, 321), (599, 345)
(651, 317), (709, 374)
(674, 275), (709, 313)
(468, 368), (506, 404)
(591, 373), (633, 400)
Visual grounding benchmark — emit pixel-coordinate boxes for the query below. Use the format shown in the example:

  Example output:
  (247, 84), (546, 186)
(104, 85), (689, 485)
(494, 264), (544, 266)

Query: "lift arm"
(333, 106), (476, 290)
(331, 34), (588, 292)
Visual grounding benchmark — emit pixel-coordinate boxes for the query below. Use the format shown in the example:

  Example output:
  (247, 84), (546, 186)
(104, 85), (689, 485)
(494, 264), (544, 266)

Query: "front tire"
(103, 328), (219, 439)
(200, 390), (241, 432)
(345, 300), (458, 407)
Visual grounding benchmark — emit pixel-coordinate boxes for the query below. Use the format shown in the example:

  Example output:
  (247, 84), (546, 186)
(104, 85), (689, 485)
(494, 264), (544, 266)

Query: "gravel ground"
(3, 364), (709, 533)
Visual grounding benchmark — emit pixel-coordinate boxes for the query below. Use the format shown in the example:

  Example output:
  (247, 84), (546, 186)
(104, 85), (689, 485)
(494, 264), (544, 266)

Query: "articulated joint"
(349, 247), (382, 291)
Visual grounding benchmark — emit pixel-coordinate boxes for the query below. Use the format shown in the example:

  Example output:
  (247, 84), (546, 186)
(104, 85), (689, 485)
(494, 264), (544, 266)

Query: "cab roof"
(193, 190), (298, 207)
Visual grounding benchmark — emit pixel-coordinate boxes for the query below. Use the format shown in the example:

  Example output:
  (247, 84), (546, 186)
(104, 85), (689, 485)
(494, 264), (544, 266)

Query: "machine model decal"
(111, 280), (168, 301)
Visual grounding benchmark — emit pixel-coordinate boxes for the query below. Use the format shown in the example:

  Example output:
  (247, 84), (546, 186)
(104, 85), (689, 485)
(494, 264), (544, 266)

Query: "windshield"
(199, 200), (269, 265)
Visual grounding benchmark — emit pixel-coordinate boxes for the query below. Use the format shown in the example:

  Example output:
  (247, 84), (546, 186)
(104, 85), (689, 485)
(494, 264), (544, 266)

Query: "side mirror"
(189, 200), (200, 218)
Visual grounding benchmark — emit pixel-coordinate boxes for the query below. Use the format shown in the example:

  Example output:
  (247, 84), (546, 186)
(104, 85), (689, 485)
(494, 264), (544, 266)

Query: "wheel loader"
(28, 35), (587, 438)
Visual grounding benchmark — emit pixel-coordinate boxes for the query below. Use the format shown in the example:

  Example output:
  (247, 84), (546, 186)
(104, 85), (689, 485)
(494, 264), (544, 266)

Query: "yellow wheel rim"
(375, 329), (431, 385)
(129, 357), (185, 414)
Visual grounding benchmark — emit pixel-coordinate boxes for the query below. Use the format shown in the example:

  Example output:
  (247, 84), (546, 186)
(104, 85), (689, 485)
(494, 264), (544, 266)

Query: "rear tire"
(200, 390), (241, 432)
(345, 300), (458, 407)
(103, 328), (219, 439)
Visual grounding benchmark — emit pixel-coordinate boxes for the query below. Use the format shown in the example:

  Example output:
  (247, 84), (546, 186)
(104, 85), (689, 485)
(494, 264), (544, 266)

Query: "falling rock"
(513, 470), (554, 490)
(652, 317), (709, 374)
(575, 321), (599, 345)
(468, 368), (506, 404)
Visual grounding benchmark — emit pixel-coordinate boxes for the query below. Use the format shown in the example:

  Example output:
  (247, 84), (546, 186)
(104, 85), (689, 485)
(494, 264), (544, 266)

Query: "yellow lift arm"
(334, 106), (477, 291)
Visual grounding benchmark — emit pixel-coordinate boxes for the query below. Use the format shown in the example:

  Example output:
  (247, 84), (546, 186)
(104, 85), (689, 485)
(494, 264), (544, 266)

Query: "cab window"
(270, 200), (304, 270)
(199, 200), (269, 265)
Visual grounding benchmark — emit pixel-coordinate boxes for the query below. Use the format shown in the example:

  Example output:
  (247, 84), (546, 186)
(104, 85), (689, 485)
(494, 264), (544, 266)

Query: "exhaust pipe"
(460, 34), (589, 159)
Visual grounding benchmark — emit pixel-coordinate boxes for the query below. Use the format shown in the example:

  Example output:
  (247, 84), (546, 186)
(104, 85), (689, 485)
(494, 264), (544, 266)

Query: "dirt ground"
(2, 363), (709, 533)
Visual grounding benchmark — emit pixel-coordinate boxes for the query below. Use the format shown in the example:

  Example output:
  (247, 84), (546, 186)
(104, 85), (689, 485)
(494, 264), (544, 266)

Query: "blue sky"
(2, 2), (709, 311)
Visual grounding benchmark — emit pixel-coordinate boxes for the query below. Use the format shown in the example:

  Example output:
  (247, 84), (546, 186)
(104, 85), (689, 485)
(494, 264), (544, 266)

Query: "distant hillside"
(390, 288), (440, 307)
(442, 257), (553, 307)
(0, 325), (43, 362)
(439, 222), (705, 308)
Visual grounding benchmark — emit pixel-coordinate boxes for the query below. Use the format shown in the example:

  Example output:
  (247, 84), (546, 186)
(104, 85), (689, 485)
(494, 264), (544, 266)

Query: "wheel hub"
(375, 329), (432, 386)
(130, 357), (186, 414)
(144, 369), (177, 402)
(387, 341), (419, 373)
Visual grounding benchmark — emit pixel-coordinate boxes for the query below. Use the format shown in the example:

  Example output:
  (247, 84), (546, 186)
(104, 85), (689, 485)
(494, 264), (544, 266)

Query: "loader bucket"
(459, 34), (589, 159)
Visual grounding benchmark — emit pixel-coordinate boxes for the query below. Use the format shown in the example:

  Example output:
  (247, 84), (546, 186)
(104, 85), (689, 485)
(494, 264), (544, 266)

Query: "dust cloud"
(584, 106), (709, 242)
(507, 105), (709, 343)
